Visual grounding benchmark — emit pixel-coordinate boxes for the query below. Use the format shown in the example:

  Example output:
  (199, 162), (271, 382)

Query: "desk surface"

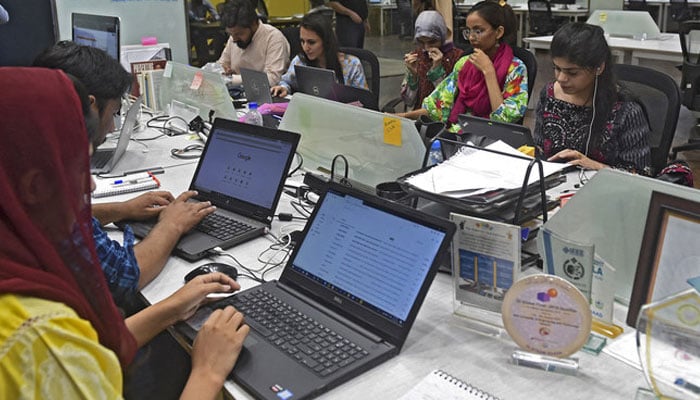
(99, 119), (649, 400)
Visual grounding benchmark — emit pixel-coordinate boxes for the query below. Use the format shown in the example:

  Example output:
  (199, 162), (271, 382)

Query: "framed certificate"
(627, 191), (700, 327)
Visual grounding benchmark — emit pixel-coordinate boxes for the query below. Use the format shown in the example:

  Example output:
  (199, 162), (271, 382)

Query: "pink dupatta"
(448, 43), (513, 123)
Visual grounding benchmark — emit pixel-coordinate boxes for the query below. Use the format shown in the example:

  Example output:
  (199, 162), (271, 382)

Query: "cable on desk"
(209, 247), (265, 283)
(146, 115), (190, 136)
(170, 144), (204, 159)
(288, 152), (303, 177)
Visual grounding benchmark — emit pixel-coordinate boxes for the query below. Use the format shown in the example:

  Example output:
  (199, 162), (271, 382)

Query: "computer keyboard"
(91, 150), (112, 169)
(221, 289), (369, 377)
(194, 213), (254, 241)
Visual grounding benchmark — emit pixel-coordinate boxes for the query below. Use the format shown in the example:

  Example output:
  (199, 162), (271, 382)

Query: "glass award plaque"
(502, 274), (592, 375)
(637, 289), (700, 400)
(450, 213), (521, 337)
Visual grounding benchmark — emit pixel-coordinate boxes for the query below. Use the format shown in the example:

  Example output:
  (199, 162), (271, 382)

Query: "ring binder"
(399, 369), (500, 400)
(92, 174), (160, 198)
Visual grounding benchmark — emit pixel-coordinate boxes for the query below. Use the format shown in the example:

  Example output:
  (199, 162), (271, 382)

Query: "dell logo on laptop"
(333, 296), (343, 304)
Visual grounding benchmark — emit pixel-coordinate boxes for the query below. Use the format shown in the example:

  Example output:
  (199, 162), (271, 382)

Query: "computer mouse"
(185, 262), (239, 282)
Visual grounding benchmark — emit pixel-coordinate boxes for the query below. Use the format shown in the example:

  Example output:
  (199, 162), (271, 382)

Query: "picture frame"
(627, 191), (700, 327)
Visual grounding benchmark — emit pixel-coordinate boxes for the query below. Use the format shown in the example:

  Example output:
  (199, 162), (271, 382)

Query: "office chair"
(671, 21), (700, 159)
(669, 0), (693, 23)
(626, 0), (649, 11)
(340, 47), (381, 110)
(613, 64), (681, 175)
(527, 0), (566, 36)
(280, 26), (301, 62)
(512, 46), (537, 108)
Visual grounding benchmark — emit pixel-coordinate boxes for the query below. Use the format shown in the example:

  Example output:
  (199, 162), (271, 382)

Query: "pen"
(111, 173), (156, 186)
(675, 378), (700, 394)
(111, 173), (151, 184)
(121, 166), (165, 176)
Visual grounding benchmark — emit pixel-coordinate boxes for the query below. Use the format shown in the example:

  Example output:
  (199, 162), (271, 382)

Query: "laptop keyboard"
(194, 213), (255, 241)
(222, 289), (369, 377)
(91, 150), (112, 169)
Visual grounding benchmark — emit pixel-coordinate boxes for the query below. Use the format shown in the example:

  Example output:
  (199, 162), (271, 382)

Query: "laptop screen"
(290, 189), (446, 325)
(192, 125), (294, 209)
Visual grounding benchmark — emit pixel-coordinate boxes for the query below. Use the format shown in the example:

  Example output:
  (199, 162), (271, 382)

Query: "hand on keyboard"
(157, 190), (216, 235)
(190, 306), (250, 392)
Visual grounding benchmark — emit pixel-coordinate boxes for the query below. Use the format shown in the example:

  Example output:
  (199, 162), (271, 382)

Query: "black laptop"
(240, 67), (290, 105)
(125, 118), (299, 261)
(437, 114), (537, 159)
(295, 64), (378, 110)
(185, 182), (455, 399)
(91, 96), (142, 174)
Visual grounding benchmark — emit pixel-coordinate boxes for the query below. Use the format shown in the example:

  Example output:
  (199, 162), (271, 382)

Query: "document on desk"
(406, 141), (567, 197)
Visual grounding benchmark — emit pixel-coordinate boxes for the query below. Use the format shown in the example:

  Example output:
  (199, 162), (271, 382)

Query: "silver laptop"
(240, 67), (290, 105)
(90, 96), (142, 174)
(124, 118), (300, 261)
(184, 182), (455, 399)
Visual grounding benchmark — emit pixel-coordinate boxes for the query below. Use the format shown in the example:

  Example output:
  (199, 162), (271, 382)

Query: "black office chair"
(280, 26), (301, 62)
(671, 21), (700, 159)
(613, 64), (681, 175)
(340, 47), (381, 110)
(527, 0), (565, 36)
(669, 0), (693, 23)
(512, 46), (537, 108)
(626, 0), (649, 11)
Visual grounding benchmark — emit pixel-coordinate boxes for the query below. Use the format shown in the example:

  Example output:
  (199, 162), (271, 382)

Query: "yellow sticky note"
(599, 12), (607, 22)
(383, 117), (402, 146)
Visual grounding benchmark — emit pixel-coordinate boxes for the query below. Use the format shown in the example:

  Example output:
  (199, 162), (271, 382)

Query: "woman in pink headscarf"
(0, 67), (248, 399)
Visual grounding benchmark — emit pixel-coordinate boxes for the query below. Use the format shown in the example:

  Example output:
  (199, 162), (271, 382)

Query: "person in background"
(217, 0), (290, 86)
(189, 0), (219, 22)
(533, 22), (651, 172)
(400, 10), (463, 111)
(188, 0), (225, 65)
(327, 0), (369, 48)
(396, 1), (527, 131)
(270, 11), (367, 98)
(0, 4), (8, 24)
(0, 67), (249, 399)
(33, 42), (217, 311)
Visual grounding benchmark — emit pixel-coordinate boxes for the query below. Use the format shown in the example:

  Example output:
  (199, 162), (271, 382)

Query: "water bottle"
(244, 101), (263, 126)
(428, 140), (443, 165)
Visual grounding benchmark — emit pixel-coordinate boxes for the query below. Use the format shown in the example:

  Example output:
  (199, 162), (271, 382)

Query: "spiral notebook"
(92, 174), (160, 198)
(399, 370), (500, 400)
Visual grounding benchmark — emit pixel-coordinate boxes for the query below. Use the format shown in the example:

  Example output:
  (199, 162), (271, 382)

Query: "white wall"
(55, 0), (189, 64)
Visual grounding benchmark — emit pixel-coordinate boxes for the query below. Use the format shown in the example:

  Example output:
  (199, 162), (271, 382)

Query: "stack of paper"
(406, 141), (568, 198)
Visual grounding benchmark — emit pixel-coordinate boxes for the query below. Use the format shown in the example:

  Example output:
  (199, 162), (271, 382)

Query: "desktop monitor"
(279, 93), (425, 189)
(158, 61), (236, 126)
(72, 12), (120, 61)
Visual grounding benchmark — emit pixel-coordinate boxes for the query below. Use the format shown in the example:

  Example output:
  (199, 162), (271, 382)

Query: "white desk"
(625, 0), (700, 32)
(97, 126), (649, 400)
(454, 3), (588, 48)
(524, 33), (682, 65)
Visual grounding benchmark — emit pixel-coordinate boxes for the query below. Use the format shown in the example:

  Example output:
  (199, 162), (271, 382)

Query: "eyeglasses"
(461, 28), (490, 40)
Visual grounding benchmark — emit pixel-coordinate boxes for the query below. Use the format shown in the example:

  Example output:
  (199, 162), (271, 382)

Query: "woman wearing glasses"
(399, 10), (464, 111)
(396, 1), (527, 131)
(534, 22), (651, 173)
